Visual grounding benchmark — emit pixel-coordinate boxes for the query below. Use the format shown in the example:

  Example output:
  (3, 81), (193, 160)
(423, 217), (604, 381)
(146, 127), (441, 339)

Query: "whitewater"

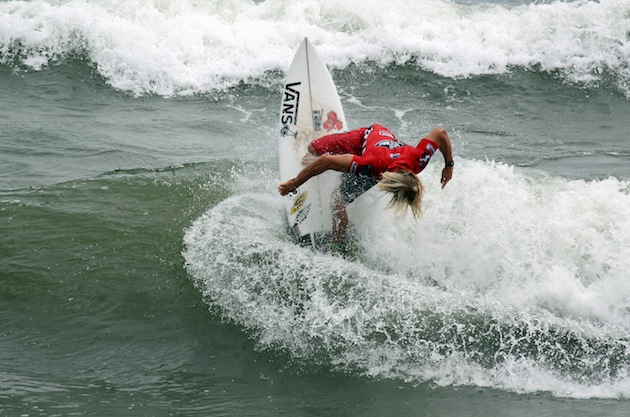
(183, 159), (630, 399)
(1, 0), (629, 96)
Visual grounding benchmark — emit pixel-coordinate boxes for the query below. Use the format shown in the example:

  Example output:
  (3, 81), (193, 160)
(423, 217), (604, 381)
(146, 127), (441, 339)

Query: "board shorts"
(312, 129), (377, 203)
(339, 173), (379, 204)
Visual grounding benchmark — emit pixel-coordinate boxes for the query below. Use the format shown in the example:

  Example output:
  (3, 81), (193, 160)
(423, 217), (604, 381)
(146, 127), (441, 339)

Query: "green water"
(2, 57), (630, 416)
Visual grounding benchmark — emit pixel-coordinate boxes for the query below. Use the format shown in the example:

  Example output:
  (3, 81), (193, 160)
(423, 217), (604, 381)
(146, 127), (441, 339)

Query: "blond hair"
(377, 171), (424, 218)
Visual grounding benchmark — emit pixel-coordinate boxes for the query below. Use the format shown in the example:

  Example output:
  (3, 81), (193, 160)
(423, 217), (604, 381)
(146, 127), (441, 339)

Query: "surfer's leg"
(332, 174), (378, 248)
(331, 189), (349, 245)
(310, 129), (364, 155)
(306, 130), (365, 167)
(301, 143), (322, 165)
(301, 147), (318, 165)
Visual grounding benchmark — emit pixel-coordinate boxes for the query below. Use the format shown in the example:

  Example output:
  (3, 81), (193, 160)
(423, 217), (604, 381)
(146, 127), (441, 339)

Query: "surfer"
(278, 124), (454, 248)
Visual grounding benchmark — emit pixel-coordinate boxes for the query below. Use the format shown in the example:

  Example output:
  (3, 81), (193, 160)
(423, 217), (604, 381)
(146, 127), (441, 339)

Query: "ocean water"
(2, 0), (630, 415)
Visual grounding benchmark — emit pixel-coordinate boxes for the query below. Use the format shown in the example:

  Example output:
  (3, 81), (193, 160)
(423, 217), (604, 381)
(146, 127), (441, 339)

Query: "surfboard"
(279, 38), (347, 249)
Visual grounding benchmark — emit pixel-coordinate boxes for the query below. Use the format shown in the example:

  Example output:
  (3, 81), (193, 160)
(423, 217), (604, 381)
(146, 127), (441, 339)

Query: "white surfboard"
(279, 38), (347, 248)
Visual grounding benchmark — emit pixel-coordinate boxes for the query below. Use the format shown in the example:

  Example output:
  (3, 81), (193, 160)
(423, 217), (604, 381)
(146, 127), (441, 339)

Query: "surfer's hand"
(441, 166), (453, 189)
(278, 179), (297, 196)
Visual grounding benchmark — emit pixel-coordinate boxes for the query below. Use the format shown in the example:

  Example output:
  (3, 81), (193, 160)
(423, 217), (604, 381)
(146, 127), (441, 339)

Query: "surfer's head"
(377, 170), (424, 218)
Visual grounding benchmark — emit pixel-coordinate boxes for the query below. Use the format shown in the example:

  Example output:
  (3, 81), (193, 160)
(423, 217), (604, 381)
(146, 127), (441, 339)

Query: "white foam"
(183, 159), (630, 398)
(1, 0), (629, 95)
(355, 160), (630, 327)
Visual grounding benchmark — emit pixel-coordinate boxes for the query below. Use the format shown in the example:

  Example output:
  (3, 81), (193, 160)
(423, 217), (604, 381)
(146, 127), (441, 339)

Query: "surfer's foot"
(301, 154), (317, 165)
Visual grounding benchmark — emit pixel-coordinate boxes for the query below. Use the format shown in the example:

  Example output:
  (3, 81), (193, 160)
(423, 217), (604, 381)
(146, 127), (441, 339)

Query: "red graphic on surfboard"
(323, 111), (343, 131)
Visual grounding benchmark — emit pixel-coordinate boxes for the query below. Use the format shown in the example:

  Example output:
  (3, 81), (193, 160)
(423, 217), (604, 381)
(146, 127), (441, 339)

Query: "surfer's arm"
(278, 154), (353, 196)
(426, 127), (454, 189)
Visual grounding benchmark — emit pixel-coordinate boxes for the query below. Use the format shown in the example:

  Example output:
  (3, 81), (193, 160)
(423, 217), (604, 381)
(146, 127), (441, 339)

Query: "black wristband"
(445, 160), (454, 167)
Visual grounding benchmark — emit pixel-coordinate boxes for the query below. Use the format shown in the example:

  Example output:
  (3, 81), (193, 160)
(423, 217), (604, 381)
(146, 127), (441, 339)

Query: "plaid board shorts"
(338, 173), (378, 204)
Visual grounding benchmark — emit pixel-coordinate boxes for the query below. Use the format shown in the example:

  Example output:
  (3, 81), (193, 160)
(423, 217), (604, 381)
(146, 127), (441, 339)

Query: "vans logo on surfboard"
(280, 125), (297, 138)
(281, 81), (301, 128)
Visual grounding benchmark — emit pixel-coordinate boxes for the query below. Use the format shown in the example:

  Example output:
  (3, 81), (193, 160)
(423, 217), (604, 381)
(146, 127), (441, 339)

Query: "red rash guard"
(311, 124), (438, 178)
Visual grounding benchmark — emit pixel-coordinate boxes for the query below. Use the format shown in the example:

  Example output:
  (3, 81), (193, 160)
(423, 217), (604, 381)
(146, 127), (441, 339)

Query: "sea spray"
(183, 159), (630, 398)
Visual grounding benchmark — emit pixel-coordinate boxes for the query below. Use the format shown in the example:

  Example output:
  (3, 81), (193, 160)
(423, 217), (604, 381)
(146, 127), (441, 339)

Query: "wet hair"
(377, 170), (424, 218)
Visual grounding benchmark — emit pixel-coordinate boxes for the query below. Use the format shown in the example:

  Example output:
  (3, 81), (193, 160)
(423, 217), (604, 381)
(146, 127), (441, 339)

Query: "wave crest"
(1, 0), (629, 96)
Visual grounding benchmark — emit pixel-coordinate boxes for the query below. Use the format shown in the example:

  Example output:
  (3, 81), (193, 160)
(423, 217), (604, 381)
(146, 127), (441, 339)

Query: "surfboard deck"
(278, 38), (347, 249)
